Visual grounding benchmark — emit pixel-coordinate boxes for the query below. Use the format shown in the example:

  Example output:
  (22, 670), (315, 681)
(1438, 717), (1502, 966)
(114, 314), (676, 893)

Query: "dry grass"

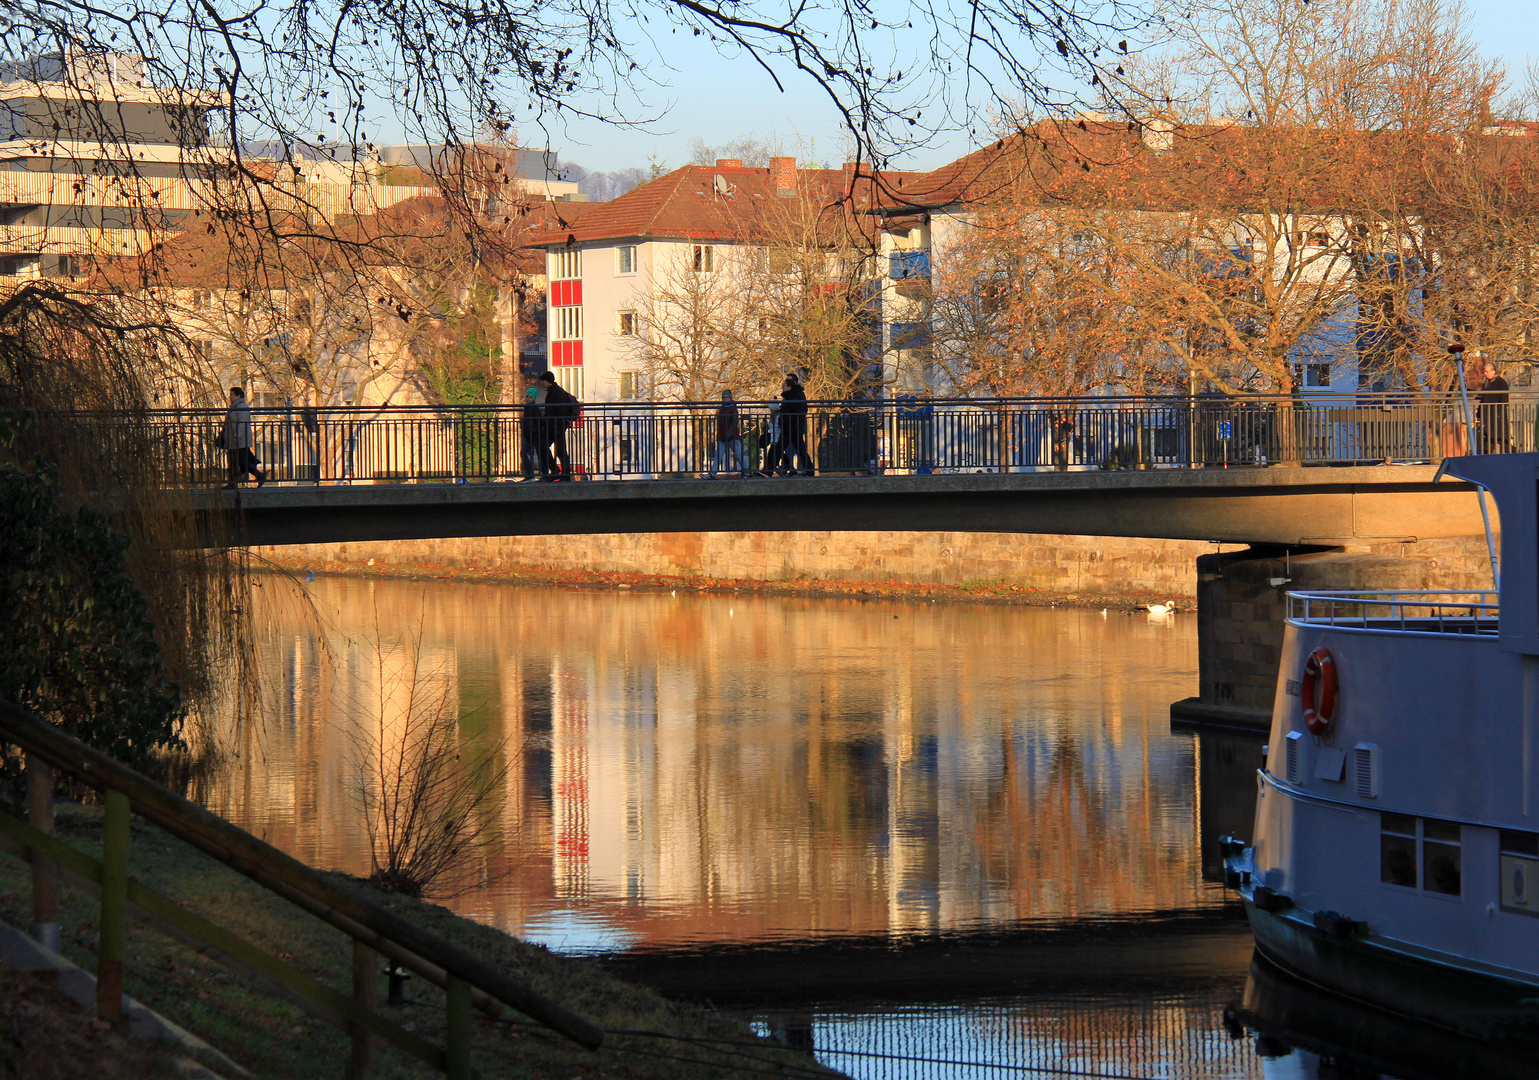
(0, 970), (179, 1079)
(0, 805), (841, 1079)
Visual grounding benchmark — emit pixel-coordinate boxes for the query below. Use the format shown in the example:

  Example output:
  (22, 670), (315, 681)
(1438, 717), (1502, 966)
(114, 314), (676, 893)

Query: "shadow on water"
(600, 908), (1254, 1008)
(1233, 952), (1539, 1080)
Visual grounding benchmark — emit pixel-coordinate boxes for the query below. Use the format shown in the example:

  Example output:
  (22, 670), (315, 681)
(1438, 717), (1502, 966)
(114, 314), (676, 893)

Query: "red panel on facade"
(551, 341), (584, 366)
(550, 280), (582, 307)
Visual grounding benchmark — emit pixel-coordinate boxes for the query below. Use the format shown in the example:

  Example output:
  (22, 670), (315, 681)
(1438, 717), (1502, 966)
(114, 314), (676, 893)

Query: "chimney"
(715, 158), (744, 168)
(769, 156), (797, 196)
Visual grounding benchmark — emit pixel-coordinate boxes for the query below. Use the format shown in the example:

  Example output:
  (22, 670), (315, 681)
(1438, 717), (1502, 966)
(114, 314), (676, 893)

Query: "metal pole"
(1454, 349), (1501, 589)
(27, 756), (58, 952)
(97, 788), (130, 1020)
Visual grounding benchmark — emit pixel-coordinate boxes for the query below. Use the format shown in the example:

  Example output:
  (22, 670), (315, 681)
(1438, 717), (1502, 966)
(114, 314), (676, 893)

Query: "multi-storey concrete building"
(526, 157), (923, 402)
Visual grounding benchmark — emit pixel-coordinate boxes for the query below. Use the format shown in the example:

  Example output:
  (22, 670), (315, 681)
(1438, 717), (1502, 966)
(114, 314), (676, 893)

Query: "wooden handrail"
(0, 698), (605, 1052)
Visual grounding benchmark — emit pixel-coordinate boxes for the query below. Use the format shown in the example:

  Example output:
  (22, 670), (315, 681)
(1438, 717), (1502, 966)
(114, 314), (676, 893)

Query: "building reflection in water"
(204, 576), (1236, 952)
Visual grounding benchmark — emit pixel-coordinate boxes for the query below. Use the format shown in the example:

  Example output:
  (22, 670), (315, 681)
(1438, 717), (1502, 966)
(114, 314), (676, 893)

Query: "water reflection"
(1234, 952), (1539, 1080)
(210, 577), (1229, 952)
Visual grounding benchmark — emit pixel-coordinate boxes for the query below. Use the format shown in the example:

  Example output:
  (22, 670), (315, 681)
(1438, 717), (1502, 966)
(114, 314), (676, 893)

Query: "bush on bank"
(0, 462), (185, 787)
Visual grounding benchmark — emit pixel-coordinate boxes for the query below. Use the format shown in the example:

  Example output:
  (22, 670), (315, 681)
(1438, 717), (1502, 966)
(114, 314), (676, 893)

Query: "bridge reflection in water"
(204, 575), (1279, 1076)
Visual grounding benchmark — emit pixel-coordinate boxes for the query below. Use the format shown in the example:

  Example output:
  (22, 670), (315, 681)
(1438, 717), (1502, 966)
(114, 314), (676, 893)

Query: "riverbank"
(0, 805), (838, 1079)
(265, 556), (1189, 612)
(259, 529), (1499, 609)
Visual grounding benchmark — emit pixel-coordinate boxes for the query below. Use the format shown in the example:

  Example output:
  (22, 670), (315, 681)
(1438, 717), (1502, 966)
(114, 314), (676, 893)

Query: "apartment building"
(525, 157), (924, 402)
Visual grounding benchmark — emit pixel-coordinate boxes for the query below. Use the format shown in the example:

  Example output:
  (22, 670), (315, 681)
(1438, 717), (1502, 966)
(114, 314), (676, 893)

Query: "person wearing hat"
(519, 381), (548, 480)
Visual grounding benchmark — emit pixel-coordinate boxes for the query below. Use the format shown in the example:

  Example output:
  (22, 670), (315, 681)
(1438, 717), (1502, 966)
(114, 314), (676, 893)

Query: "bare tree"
(349, 617), (510, 899)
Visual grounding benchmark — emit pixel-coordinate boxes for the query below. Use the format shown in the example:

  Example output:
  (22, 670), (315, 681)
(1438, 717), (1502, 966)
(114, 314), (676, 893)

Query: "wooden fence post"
(445, 975), (471, 1080)
(347, 939), (378, 1080)
(97, 788), (130, 1020)
(26, 755), (59, 952)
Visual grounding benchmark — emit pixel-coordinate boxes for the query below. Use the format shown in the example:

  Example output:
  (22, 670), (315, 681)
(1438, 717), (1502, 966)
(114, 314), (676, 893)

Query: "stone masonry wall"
(259, 530), (1500, 599)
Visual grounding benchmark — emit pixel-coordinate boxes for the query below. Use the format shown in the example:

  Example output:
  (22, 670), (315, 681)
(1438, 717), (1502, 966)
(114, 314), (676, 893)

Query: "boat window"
(1422, 819), (1462, 896)
(1500, 830), (1539, 915)
(1380, 813), (1418, 888)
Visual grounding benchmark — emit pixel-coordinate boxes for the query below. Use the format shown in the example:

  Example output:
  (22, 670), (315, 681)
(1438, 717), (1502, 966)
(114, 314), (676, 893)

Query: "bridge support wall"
(1171, 547), (1433, 730)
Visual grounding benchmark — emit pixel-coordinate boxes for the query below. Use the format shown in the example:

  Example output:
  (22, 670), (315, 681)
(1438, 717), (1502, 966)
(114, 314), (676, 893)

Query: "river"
(203, 575), (1366, 1079)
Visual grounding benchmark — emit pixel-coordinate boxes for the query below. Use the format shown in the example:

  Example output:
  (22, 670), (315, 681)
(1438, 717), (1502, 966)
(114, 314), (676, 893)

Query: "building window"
(1291, 363), (1331, 387)
(617, 311), (636, 336)
(1380, 812), (1418, 887)
(1423, 818), (1462, 896)
(1501, 830), (1539, 915)
(692, 244), (714, 273)
(890, 249), (931, 280)
(617, 246), (636, 274)
(191, 288), (211, 310)
(552, 249), (581, 281)
(1381, 813), (1460, 896)
(618, 371), (640, 400)
(890, 321), (931, 350)
(554, 306), (582, 341)
(1, 100), (23, 140)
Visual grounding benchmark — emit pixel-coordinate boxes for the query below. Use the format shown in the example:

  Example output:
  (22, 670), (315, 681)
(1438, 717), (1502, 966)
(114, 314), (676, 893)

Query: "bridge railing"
(68, 392), (1533, 486)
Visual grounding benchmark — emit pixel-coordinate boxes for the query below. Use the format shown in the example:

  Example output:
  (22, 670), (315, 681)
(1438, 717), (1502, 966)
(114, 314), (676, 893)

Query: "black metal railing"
(67, 392), (1535, 486)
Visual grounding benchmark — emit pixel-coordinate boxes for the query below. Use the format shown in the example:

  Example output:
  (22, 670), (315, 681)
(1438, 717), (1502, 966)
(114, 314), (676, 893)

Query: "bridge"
(91, 393), (1497, 729)
(206, 466), (1483, 548)
(93, 391), (1501, 546)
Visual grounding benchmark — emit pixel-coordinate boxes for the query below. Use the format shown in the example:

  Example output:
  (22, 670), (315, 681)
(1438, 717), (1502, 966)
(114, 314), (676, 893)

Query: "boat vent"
(1285, 731), (1305, 785)
(1354, 742), (1379, 798)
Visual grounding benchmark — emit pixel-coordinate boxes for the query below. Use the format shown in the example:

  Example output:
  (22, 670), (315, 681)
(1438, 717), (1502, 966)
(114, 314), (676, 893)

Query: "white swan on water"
(1145, 600), (1177, 616)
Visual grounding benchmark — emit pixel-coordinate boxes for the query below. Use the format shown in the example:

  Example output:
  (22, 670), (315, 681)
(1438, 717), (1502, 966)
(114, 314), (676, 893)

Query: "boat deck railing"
(1287, 590), (1500, 636)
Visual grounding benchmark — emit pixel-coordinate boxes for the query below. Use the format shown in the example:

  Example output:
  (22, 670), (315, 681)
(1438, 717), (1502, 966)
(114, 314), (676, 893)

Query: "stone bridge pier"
(1170, 545), (1441, 729)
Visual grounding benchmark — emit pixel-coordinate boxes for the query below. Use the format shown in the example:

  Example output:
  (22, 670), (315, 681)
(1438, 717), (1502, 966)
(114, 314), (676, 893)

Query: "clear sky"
(538, 0), (1539, 177)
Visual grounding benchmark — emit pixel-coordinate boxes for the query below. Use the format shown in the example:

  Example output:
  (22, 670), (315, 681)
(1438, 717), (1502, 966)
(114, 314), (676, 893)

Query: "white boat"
(1224, 452), (1539, 1041)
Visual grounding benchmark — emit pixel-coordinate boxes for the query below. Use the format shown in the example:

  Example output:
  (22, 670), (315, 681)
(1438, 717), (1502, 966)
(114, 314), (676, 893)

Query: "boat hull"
(1236, 951), (1539, 1080)
(1243, 897), (1539, 1042)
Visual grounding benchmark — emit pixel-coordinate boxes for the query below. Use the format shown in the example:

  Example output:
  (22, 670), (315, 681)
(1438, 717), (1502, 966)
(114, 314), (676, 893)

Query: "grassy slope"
(0, 806), (837, 1079)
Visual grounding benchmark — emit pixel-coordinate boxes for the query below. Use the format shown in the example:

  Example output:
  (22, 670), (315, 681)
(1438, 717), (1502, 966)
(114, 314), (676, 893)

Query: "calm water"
(206, 577), (1436, 1079)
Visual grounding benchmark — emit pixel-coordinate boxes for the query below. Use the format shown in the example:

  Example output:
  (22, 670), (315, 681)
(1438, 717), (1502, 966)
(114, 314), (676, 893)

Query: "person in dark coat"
(519, 384), (548, 479)
(778, 374), (811, 476)
(222, 386), (265, 488)
(537, 371), (579, 480)
(1478, 359), (1510, 454)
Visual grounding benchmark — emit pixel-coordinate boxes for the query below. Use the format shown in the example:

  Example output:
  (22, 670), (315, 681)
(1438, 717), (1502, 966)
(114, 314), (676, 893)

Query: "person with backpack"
(778, 373), (811, 476)
(537, 371), (580, 481)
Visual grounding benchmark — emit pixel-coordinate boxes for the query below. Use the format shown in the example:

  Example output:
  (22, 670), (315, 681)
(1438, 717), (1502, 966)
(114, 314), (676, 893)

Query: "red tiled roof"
(871, 116), (1539, 215)
(525, 164), (923, 247)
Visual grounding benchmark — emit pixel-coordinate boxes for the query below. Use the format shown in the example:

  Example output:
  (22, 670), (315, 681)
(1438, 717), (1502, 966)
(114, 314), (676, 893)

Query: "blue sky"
(539, 0), (1539, 176)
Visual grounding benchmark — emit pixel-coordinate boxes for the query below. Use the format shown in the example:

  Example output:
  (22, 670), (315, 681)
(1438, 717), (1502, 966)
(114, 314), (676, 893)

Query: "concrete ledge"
(0, 916), (249, 1078)
(1169, 696), (1272, 731)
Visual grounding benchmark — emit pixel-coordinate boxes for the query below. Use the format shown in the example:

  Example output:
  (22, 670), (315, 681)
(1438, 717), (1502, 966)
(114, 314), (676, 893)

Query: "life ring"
(1301, 647), (1337, 737)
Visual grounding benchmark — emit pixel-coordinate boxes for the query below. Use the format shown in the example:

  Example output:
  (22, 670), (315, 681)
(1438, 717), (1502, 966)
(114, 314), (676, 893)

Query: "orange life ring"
(1302, 647), (1337, 737)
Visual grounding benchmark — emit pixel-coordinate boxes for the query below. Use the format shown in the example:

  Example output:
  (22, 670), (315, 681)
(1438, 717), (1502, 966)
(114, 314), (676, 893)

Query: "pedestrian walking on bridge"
(222, 386), (265, 489)
(538, 371), (580, 481)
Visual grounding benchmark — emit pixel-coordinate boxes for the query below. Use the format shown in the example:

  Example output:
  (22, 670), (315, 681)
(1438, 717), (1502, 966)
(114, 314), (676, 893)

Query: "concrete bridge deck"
(200, 465), (1487, 548)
